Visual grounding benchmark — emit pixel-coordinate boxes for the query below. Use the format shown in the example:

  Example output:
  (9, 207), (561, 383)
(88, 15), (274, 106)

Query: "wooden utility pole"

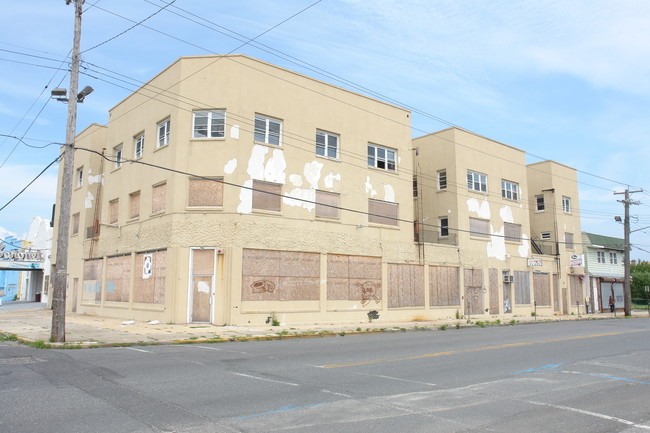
(51, 0), (84, 342)
(614, 188), (642, 317)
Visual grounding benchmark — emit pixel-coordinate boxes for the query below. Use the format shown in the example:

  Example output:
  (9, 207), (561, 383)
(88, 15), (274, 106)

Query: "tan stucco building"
(53, 55), (585, 325)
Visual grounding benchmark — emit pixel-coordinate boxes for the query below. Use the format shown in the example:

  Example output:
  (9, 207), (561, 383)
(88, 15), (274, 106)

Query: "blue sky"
(1, 0), (650, 259)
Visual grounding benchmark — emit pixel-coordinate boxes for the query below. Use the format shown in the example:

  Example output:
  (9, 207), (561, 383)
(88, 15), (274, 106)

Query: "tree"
(630, 260), (650, 303)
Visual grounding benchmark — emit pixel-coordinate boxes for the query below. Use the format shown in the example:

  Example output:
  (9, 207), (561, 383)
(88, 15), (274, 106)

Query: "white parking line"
(232, 372), (299, 387)
(528, 400), (650, 430)
(120, 347), (152, 353)
(195, 345), (250, 354)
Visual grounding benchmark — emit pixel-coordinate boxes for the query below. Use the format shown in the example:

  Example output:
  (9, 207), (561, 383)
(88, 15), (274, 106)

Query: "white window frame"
(134, 133), (144, 159)
(76, 167), (83, 188)
(609, 252), (618, 264)
(536, 195), (545, 211)
(157, 118), (170, 148)
(562, 196), (571, 213)
(114, 144), (122, 169)
(193, 110), (225, 139)
(367, 143), (396, 171)
(316, 130), (339, 159)
(597, 251), (606, 263)
(501, 180), (519, 201)
(467, 170), (487, 192)
(254, 114), (281, 146)
(438, 170), (447, 190)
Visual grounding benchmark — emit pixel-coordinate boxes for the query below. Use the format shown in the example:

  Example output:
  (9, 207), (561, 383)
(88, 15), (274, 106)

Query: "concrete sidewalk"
(0, 302), (646, 348)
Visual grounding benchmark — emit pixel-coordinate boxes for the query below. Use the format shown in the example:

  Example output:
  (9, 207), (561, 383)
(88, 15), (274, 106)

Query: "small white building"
(19, 217), (52, 303)
(582, 232), (625, 312)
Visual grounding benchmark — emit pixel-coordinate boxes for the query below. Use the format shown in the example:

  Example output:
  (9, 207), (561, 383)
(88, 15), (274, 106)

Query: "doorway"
(188, 248), (216, 323)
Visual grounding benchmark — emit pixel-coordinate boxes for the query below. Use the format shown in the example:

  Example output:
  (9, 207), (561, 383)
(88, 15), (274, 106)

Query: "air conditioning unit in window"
(503, 274), (514, 283)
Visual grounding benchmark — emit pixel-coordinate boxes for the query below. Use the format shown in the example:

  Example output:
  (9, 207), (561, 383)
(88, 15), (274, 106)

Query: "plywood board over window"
(429, 266), (460, 306)
(388, 264), (424, 308)
(133, 250), (166, 304)
(489, 268), (500, 314)
(533, 272), (551, 306)
(514, 271), (531, 305)
(242, 249), (320, 301)
(464, 269), (484, 315)
(252, 181), (281, 212)
(327, 254), (381, 305)
(105, 255), (131, 302)
(569, 274), (583, 307)
(152, 183), (166, 214)
(189, 178), (223, 207)
(82, 259), (102, 304)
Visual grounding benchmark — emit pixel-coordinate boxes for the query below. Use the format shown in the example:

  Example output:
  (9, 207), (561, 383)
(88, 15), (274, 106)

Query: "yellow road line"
(320, 330), (645, 369)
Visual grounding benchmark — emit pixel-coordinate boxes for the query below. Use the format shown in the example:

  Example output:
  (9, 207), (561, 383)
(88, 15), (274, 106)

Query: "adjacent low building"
(53, 55), (586, 325)
(582, 232), (625, 312)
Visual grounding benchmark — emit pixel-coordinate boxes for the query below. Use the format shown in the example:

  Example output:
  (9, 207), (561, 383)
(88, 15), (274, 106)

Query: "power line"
(0, 155), (61, 213)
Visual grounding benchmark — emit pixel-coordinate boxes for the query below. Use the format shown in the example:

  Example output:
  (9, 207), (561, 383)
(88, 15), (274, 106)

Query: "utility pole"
(51, 0), (85, 342)
(614, 188), (642, 317)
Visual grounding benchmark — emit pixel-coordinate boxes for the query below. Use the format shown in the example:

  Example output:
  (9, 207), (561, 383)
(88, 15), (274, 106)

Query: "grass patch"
(475, 321), (487, 328)
(338, 332), (346, 336)
(0, 333), (18, 341)
(439, 324), (447, 331)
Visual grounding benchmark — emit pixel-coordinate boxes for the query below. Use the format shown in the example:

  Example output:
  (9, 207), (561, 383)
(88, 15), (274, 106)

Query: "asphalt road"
(1, 318), (649, 433)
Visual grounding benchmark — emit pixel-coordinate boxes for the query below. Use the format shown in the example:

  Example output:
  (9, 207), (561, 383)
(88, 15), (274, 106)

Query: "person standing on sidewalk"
(609, 294), (615, 313)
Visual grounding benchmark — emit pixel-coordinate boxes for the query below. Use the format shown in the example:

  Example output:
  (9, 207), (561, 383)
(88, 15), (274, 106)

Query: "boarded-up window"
(565, 232), (574, 249)
(533, 272), (551, 306)
(133, 250), (166, 304)
(553, 274), (560, 312)
(316, 190), (340, 219)
(152, 183), (166, 214)
(388, 264), (424, 308)
(504, 223), (521, 242)
(242, 249), (320, 301)
(82, 259), (102, 304)
(464, 268), (484, 315)
(368, 199), (398, 226)
(109, 199), (119, 224)
(252, 181), (281, 212)
(469, 218), (489, 238)
(189, 177), (223, 207)
(489, 268), (499, 314)
(72, 213), (80, 235)
(327, 254), (381, 305)
(130, 191), (140, 219)
(569, 274), (583, 306)
(105, 255), (131, 302)
(429, 266), (460, 306)
(514, 271), (531, 304)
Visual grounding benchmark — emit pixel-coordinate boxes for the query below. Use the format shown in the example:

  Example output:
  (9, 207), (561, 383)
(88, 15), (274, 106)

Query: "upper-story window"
(76, 167), (83, 188)
(157, 118), (170, 148)
(134, 133), (144, 159)
(439, 216), (449, 237)
(114, 144), (122, 169)
(562, 196), (571, 213)
(565, 232), (574, 249)
(536, 195), (545, 211)
(367, 143), (396, 171)
(597, 251), (605, 263)
(467, 170), (487, 192)
(193, 110), (225, 139)
(254, 114), (281, 145)
(541, 232), (551, 240)
(438, 170), (447, 190)
(501, 180), (519, 200)
(609, 252), (618, 264)
(316, 130), (339, 159)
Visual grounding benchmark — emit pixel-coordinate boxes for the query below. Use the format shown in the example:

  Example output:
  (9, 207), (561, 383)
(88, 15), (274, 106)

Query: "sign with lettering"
(570, 254), (584, 267)
(0, 249), (44, 263)
(528, 258), (543, 266)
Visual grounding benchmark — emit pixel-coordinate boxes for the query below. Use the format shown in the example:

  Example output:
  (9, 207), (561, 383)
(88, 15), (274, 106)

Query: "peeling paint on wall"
(237, 179), (253, 214)
(230, 125), (240, 139)
(324, 173), (341, 189)
(85, 191), (95, 209)
(264, 149), (287, 184)
(467, 198), (490, 219)
(499, 206), (514, 223)
(487, 224), (506, 261)
(283, 161), (323, 211)
(247, 145), (268, 180)
(384, 184), (395, 202)
(224, 158), (237, 174)
(519, 233), (530, 257)
(289, 174), (303, 187)
(365, 176), (377, 198)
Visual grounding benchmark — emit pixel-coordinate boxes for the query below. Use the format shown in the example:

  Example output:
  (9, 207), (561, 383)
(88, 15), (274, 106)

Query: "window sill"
(367, 166), (399, 175)
(316, 154), (340, 163)
(186, 206), (223, 211)
(251, 209), (282, 216)
(154, 144), (169, 153)
(190, 137), (226, 142)
(254, 140), (281, 148)
(367, 223), (400, 230)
